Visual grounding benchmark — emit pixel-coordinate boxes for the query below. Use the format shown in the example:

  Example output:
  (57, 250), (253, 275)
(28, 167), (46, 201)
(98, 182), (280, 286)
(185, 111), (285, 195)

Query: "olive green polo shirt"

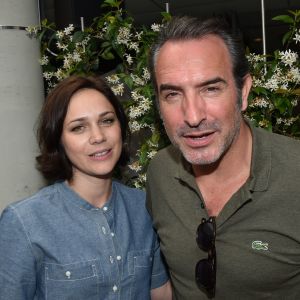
(146, 122), (300, 299)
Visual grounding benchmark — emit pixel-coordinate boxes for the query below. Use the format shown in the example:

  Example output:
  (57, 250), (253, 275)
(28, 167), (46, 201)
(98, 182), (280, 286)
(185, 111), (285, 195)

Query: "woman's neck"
(67, 175), (112, 208)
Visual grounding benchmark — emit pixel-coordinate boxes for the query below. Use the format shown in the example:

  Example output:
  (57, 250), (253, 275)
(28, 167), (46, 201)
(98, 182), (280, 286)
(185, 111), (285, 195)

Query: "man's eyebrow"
(159, 84), (182, 94)
(200, 77), (227, 86)
(159, 77), (227, 93)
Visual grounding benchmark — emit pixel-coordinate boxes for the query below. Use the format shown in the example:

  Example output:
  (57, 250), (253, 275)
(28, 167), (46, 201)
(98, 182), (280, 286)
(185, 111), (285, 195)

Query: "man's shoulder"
(254, 126), (300, 169)
(255, 126), (300, 154)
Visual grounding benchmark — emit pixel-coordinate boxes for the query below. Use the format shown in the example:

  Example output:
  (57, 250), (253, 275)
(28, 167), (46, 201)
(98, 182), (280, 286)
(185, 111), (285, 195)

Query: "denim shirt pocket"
(45, 259), (102, 300)
(128, 249), (153, 299)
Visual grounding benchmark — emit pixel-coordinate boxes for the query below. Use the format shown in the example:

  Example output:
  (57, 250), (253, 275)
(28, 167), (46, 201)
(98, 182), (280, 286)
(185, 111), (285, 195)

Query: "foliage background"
(26, 0), (300, 188)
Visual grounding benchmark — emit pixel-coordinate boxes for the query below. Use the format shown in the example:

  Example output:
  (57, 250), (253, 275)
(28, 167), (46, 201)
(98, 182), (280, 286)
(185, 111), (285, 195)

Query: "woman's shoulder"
(5, 182), (62, 214)
(112, 181), (145, 199)
(112, 181), (146, 209)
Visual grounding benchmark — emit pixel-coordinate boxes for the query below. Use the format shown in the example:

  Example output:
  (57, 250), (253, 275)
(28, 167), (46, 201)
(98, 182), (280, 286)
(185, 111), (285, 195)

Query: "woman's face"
(61, 88), (122, 182)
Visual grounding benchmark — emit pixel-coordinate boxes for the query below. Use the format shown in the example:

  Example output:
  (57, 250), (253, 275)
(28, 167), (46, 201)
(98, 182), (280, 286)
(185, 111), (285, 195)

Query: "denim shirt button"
(102, 226), (107, 234)
(65, 271), (71, 279)
(111, 232), (115, 237)
(112, 285), (118, 292)
(109, 256), (114, 263)
(116, 255), (121, 261)
(103, 206), (108, 211)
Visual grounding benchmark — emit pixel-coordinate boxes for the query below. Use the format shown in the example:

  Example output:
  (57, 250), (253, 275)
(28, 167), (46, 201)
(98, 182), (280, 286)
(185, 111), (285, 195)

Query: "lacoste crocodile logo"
(252, 240), (269, 251)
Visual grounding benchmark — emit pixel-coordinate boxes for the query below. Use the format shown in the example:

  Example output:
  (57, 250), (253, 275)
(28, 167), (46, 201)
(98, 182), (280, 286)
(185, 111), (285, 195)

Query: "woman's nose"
(89, 127), (106, 144)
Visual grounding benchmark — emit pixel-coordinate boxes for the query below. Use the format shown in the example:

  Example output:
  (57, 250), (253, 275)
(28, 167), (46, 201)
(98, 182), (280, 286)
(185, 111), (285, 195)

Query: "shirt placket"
(95, 204), (122, 299)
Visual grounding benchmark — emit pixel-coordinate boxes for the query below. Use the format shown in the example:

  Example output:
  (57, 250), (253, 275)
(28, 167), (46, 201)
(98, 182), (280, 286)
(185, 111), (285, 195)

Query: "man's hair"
(149, 16), (249, 96)
(35, 75), (129, 183)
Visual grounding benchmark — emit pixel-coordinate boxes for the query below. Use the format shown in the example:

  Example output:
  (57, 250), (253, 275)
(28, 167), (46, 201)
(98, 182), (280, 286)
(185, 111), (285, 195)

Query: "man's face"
(155, 35), (251, 166)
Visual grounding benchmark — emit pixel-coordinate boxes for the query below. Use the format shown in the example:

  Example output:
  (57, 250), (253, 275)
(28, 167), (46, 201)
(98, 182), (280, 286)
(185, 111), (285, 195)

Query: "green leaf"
(282, 31), (292, 45)
(161, 12), (172, 22)
(272, 15), (294, 24)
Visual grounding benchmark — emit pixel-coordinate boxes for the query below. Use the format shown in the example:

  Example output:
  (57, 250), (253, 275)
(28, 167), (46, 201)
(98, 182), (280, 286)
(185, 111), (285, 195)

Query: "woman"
(0, 75), (171, 299)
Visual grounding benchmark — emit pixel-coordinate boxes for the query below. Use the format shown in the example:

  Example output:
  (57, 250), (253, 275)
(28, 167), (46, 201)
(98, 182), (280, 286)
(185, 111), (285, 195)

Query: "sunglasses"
(195, 217), (217, 298)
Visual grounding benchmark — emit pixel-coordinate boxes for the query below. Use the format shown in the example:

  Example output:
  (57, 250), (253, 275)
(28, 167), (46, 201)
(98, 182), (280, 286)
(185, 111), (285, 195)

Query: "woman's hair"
(36, 75), (129, 182)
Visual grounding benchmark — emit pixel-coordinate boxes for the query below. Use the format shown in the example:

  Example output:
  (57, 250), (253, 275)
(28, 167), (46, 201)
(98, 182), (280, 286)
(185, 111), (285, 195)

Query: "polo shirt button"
(112, 285), (118, 292)
(201, 203), (205, 209)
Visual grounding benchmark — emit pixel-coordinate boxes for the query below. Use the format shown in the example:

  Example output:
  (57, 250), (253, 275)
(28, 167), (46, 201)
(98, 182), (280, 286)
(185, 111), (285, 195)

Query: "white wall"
(0, 0), (45, 211)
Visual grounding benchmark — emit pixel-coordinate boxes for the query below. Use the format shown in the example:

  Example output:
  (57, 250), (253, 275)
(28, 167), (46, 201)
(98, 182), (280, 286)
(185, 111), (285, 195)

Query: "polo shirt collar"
(247, 120), (271, 192)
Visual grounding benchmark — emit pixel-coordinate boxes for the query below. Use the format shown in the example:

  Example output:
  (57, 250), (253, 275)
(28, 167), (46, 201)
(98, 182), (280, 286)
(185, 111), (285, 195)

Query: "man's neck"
(193, 121), (253, 216)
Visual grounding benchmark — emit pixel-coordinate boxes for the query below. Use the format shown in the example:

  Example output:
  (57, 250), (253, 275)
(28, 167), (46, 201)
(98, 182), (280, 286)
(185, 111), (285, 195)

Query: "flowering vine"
(26, 1), (300, 188)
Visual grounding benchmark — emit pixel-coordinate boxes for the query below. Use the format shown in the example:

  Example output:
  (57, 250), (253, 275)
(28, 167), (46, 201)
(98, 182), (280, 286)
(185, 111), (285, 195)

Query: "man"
(146, 16), (300, 299)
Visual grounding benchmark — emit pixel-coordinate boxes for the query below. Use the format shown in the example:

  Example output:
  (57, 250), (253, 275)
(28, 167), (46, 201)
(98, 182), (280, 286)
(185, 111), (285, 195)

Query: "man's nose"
(182, 94), (207, 127)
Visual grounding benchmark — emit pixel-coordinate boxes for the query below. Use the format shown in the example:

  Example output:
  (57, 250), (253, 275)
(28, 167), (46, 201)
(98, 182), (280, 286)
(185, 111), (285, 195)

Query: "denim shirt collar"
(59, 181), (115, 211)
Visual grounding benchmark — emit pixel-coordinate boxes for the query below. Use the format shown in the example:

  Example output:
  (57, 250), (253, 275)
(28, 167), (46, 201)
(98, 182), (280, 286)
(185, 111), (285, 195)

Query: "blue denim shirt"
(0, 181), (168, 300)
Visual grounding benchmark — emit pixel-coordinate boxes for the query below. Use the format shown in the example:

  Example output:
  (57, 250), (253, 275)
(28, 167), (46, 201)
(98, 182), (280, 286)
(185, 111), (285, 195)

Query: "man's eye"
(206, 86), (220, 92)
(163, 91), (181, 101)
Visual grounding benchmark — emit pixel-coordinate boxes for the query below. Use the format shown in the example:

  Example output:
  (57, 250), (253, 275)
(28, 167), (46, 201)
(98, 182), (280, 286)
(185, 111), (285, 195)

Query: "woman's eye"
(101, 118), (115, 125)
(71, 125), (84, 132)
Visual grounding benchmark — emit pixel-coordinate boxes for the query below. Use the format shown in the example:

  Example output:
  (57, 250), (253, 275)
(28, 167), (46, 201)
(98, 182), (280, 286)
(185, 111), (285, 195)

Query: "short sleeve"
(150, 234), (169, 289)
(0, 206), (37, 299)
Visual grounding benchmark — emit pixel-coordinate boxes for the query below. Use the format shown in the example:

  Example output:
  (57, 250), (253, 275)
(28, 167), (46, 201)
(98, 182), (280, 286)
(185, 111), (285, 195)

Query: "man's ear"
(241, 74), (252, 112)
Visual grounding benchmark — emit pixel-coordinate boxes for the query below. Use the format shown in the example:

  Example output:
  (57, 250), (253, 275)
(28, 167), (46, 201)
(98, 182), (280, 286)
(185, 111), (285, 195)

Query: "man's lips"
(183, 130), (215, 139)
(182, 130), (216, 147)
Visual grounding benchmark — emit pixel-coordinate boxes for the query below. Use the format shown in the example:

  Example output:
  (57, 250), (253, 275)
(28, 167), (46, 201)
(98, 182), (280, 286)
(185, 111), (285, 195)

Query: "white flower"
(26, 26), (39, 35)
(56, 30), (64, 39)
(279, 50), (298, 67)
(130, 74), (145, 86)
(129, 106), (143, 119)
(64, 24), (74, 35)
(147, 150), (157, 159)
(291, 98), (298, 107)
(293, 29), (300, 44)
(82, 36), (91, 46)
(128, 161), (142, 172)
(135, 30), (143, 40)
(43, 72), (53, 80)
(142, 68), (151, 81)
(258, 119), (269, 128)
(289, 67), (300, 83)
(39, 55), (49, 66)
(72, 51), (82, 62)
(106, 74), (120, 84)
(247, 53), (265, 63)
(129, 120), (142, 133)
(125, 54), (133, 65)
(63, 56), (72, 69)
(151, 23), (161, 32)
(129, 42), (139, 53)
(111, 83), (124, 96)
(56, 42), (68, 51)
(55, 69), (64, 80)
(116, 27), (132, 45)
(249, 97), (269, 108)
